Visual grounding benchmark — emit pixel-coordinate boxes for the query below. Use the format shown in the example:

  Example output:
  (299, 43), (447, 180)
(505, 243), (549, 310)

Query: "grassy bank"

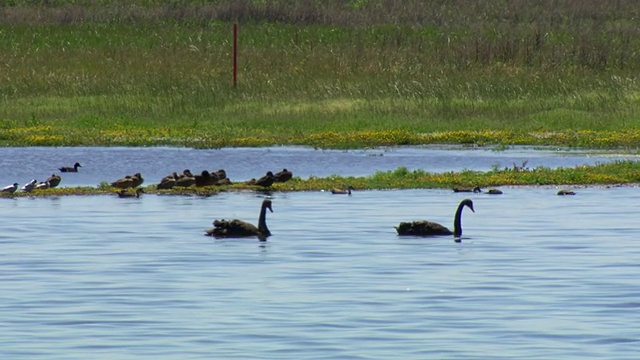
(2, 161), (639, 197)
(1, 1), (639, 148)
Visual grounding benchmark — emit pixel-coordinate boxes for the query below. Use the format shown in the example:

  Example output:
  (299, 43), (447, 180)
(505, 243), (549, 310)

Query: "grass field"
(1, 0), (639, 148)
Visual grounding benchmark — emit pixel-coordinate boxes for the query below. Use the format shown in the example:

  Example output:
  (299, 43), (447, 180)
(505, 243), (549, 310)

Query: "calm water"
(1, 145), (639, 188)
(1, 185), (639, 359)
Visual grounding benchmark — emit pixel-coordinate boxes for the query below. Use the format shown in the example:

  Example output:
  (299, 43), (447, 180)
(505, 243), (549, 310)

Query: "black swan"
(205, 198), (273, 241)
(59, 162), (81, 172)
(395, 198), (475, 238)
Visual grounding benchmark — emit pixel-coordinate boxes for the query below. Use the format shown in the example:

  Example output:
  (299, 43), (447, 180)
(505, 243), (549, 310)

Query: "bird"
(46, 174), (62, 188)
(117, 188), (144, 198)
(452, 186), (481, 193)
(274, 168), (293, 183)
(213, 169), (227, 181)
(1, 183), (19, 193)
(174, 173), (196, 187)
(395, 198), (475, 238)
(157, 172), (178, 190)
(110, 173), (144, 189)
(34, 181), (50, 190)
(194, 170), (218, 187)
(331, 186), (355, 195)
(21, 179), (37, 192)
(557, 189), (576, 195)
(59, 162), (81, 172)
(485, 188), (503, 195)
(205, 198), (273, 241)
(254, 171), (276, 187)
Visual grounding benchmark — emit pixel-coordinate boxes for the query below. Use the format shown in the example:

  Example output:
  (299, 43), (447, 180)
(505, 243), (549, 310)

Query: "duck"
(194, 170), (218, 187)
(205, 198), (273, 241)
(452, 186), (481, 193)
(111, 173), (144, 189)
(117, 188), (144, 198)
(557, 189), (576, 195)
(157, 172), (178, 190)
(174, 173), (196, 187)
(59, 162), (81, 172)
(331, 186), (355, 195)
(21, 179), (38, 192)
(395, 198), (475, 238)
(213, 169), (227, 181)
(254, 171), (276, 188)
(1, 183), (19, 193)
(274, 168), (293, 183)
(46, 174), (62, 188)
(485, 188), (503, 195)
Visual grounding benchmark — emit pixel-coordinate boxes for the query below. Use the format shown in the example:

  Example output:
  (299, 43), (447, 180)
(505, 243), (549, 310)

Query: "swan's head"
(462, 199), (475, 212)
(263, 199), (273, 212)
(473, 186), (482, 193)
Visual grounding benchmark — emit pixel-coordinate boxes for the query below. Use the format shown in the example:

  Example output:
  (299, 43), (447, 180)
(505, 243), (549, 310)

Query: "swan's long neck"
(453, 202), (466, 237)
(258, 203), (270, 236)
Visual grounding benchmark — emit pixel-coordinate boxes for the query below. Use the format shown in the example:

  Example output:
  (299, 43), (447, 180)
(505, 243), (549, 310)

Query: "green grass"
(0, 1), (639, 148)
(3, 160), (639, 197)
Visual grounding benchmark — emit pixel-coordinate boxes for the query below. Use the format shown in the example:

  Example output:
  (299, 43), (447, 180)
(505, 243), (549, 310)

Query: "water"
(1, 182), (639, 359)
(1, 145), (639, 188)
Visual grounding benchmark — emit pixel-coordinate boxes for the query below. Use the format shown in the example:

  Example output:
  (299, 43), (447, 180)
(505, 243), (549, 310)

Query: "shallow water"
(1, 184), (639, 359)
(1, 145), (638, 188)
(2, 145), (639, 359)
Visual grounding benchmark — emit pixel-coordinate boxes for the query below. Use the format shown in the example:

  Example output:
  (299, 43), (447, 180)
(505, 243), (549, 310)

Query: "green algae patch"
(3, 161), (639, 198)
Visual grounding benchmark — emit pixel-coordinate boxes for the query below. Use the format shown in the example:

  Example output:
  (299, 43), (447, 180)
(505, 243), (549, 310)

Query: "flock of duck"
(2, 162), (578, 241)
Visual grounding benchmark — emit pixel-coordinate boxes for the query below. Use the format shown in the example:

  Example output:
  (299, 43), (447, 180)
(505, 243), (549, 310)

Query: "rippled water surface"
(1, 145), (639, 187)
(1, 147), (640, 359)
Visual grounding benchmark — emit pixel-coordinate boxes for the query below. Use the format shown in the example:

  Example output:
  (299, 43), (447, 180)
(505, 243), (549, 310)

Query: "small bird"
(34, 181), (50, 190)
(46, 174), (62, 188)
(452, 186), (481, 193)
(486, 188), (503, 195)
(1, 183), (19, 193)
(557, 189), (576, 195)
(274, 168), (293, 183)
(21, 179), (38, 192)
(59, 162), (82, 172)
(254, 171), (276, 187)
(331, 186), (355, 195)
(110, 173), (142, 189)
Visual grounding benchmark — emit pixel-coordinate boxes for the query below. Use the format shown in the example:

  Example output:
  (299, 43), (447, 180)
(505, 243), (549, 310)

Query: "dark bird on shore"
(117, 188), (144, 198)
(205, 198), (274, 241)
(59, 162), (81, 172)
(1, 183), (19, 193)
(213, 169), (227, 181)
(46, 174), (62, 188)
(557, 189), (576, 195)
(110, 173), (143, 189)
(331, 186), (355, 195)
(395, 199), (475, 238)
(274, 168), (293, 183)
(175, 172), (196, 187)
(453, 186), (481, 193)
(157, 172), (178, 190)
(255, 171), (276, 188)
(195, 170), (218, 187)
